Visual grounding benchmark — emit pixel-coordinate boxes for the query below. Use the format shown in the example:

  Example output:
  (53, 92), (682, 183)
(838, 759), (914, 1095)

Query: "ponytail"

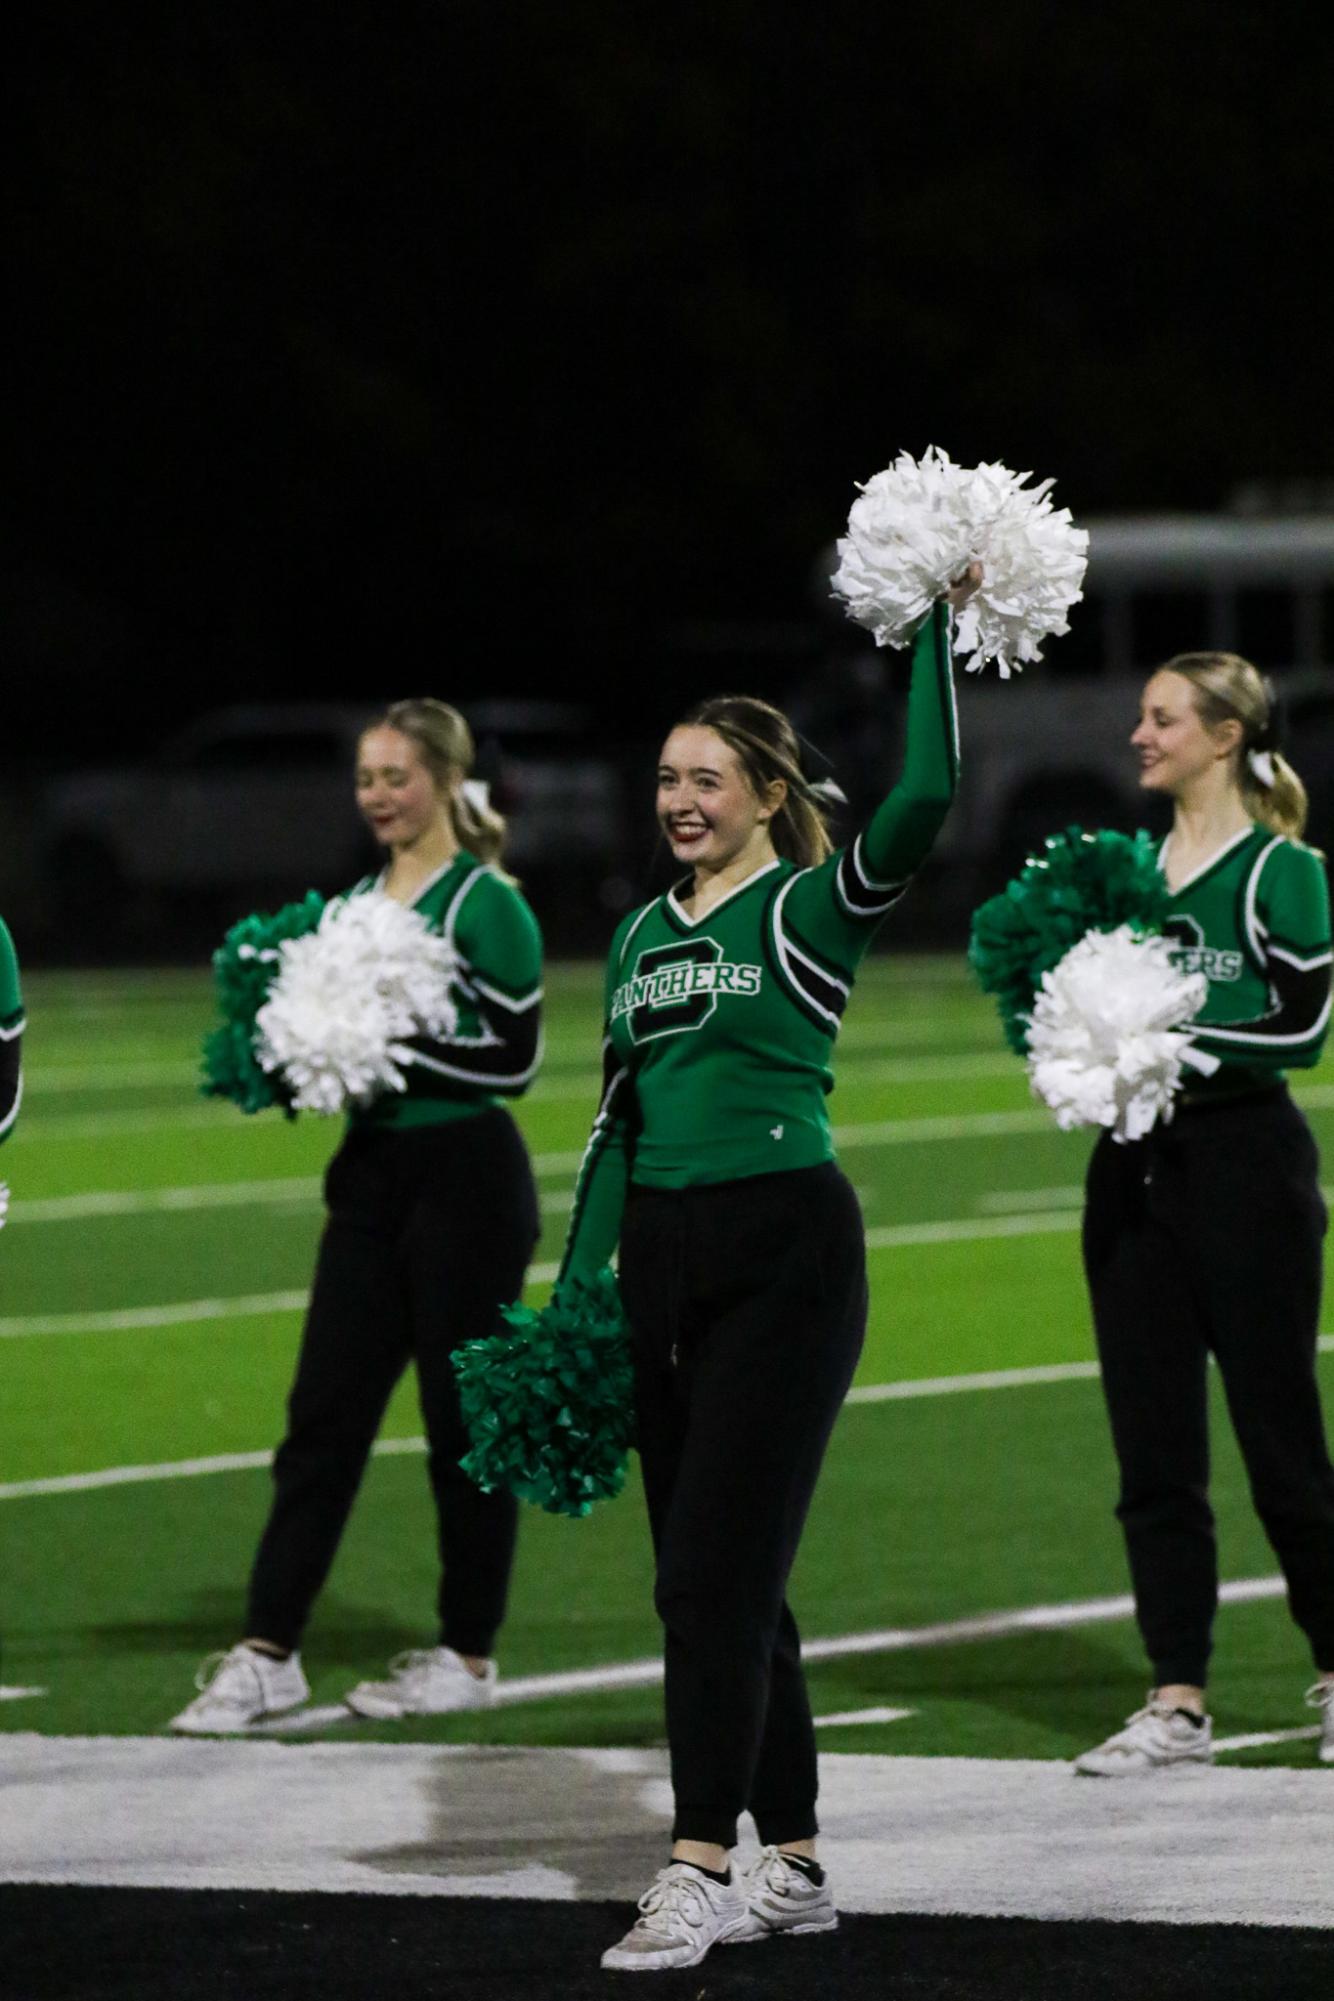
(368, 698), (512, 867)
(1161, 652), (1309, 841)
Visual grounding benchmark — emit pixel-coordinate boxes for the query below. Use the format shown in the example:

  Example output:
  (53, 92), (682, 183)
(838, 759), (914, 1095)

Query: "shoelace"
(755, 1846), (807, 1893)
(632, 1870), (714, 1938)
(384, 1649), (441, 1682)
(194, 1648), (266, 1700)
(1121, 1700), (1189, 1731)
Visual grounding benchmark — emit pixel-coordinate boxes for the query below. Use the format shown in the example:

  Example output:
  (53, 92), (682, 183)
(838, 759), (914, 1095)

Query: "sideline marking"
(0, 1686), (47, 1702)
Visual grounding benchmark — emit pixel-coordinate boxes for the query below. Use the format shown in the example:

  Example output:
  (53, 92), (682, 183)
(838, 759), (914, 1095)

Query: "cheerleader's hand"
(946, 561), (984, 610)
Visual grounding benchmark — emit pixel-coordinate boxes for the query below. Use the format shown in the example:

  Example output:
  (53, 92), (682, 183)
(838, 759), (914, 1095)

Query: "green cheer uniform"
(229, 847), (543, 1671)
(560, 602), (959, 1286)
(1162, 824), (1332, 1096)
(349, 852), (543, 1129)
(0, 916), (23, 1143)
(1082, 817), (1334, 1696)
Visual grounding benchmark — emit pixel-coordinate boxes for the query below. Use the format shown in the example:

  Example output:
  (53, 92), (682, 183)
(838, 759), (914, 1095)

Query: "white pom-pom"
(830, 445), (1089, 677)
(1025, 926), (1206, 1143)
(255, 892), (460, 1115)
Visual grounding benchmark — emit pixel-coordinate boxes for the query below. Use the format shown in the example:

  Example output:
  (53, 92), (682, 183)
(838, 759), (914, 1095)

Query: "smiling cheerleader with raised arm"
(537, 567), (978, 1973)
(1075, 653), (1334, 1775)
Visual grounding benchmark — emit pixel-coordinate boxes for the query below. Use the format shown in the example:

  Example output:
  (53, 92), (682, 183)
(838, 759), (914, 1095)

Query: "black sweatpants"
(618, 1162), (867, 1850)
(246, 1108), (540, 1656)
(1082, 1086), (1334, 1688)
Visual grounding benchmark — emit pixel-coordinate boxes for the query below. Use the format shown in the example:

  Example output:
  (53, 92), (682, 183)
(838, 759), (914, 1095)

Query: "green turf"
(4, 957), (1333, 1766)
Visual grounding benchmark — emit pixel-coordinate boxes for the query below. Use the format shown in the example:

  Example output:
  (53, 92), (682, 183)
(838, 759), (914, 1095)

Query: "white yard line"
(11, 1181), (574, 1226)
(10, 1345), (1331, 1498)
(1212, 1725), (1324, 1753)
(251, 1578), (1289, 1722)
(864, 1211), (1079, 1250)
(814, 1705), (916, 1728)
(0, 1266), (559, 1340)
(21, 1045), (1018, 1098)
(13, 1179), (323, 1222)
(0, 1291), (313, 1339)
(846, 1361), (1099, 1401)
(979, 1186), (1084, 1213)
(0, 1100), (1192, 1149)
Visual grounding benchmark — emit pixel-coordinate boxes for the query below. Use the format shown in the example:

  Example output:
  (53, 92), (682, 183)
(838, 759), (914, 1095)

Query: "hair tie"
(460, 778), (491, 815)
(1247, 748), (1277, 789)
(809, 777), (849, 808)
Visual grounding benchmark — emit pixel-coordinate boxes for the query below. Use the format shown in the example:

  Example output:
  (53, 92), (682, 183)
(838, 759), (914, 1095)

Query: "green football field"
(3, 957), (1333, 1765)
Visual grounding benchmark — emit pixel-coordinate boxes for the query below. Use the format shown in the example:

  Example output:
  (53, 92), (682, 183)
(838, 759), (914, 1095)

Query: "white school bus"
(951, 513), (1334, 897)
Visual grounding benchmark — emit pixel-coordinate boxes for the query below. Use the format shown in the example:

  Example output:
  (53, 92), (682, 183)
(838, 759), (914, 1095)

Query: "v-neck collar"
(665, 858), (782, 930)
(376, 848), (472, 909)
(1159, 822), (1258, 895)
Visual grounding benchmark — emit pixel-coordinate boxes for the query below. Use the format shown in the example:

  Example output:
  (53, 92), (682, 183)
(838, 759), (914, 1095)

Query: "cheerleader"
(1075, 653), (1334, 1774)
(551, 573), (976, 1971)
(0, 914), (23, 1167)
(172, 701), (543, 1732)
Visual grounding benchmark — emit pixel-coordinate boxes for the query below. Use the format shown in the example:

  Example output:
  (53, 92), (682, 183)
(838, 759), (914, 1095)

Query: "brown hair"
(1159, 652), (1307, 840)
(363, 698), (510, 865)
(677, 695), (834, 869)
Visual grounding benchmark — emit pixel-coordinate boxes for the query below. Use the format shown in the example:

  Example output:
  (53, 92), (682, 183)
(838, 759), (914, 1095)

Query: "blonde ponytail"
(1161, 652), (1309, 841)
(370, 698), (511, 866)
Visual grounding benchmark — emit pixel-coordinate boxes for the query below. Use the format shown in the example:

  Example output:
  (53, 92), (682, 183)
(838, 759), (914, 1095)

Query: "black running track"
(3, 1888), (1332, 2001)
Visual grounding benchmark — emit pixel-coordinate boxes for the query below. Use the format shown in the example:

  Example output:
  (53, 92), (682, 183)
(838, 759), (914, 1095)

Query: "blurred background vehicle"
(24, 511), (1334, 960)
(38, 699), (637, 956)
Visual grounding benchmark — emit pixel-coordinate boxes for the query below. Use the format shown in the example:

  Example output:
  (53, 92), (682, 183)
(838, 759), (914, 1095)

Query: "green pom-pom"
(453, 1269), (635, 1519)
(968, 827), (1169, 1054)
(200, 892), (326, 1114)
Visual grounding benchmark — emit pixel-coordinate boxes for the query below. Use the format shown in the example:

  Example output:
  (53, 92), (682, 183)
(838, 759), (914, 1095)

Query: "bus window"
(1235, 589), (1296, 669)
(1131, 590), (1212, 668)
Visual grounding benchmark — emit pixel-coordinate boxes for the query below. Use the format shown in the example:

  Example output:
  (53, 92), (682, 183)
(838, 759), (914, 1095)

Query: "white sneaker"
(722, 1846), (838, 1943)
(1304, 1679), (1334, 1762)
(1074, 1697), (1213, 1776)
(170, 1644), (309, 1734)
(343, 1646), (497, 1719)
(600, 1863), (748, 1971)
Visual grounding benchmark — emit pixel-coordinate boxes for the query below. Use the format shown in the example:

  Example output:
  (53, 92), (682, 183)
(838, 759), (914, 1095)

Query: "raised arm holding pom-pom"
(533, 576), (977, 1973)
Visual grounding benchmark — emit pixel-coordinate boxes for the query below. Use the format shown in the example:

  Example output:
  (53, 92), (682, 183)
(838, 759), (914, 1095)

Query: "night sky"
(9, 2), (1333, 755)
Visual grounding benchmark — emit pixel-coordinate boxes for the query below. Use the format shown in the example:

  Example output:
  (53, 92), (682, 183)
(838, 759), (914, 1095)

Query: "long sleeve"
(1188, 841), (1332, 1074)
(0, 918), (22, 1144)
(555, 916), (641, 1290)
(556, 1035), (638, 1290)
(399, 869), (543, 1097)
(785, 600), (959, 964)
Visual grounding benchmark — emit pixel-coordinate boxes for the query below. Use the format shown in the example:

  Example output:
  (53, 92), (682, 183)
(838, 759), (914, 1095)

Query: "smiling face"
(656, 724), (781, 872)
(1131, 670), (1242, 798)
(355, 724), (448, 849)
